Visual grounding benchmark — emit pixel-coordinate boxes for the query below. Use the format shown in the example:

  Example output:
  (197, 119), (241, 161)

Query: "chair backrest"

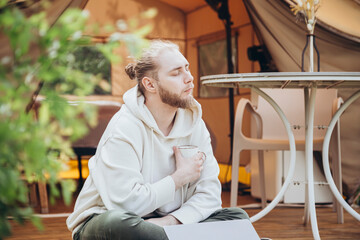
(250, 89), (337, 140)
(72, 101), (122, 149)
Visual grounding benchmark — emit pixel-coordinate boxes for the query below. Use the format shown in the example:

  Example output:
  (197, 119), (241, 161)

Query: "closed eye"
(169, 64), (190, 76)
(171, 70), (180, 76)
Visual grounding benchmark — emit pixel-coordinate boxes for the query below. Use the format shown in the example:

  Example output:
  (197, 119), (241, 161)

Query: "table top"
(200, 72), (360, 89)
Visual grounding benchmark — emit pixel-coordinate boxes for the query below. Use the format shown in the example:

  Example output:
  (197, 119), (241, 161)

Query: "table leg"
(249, 87), (297, 222)
(304, 85), (320, 239)
(303, 88), (310, 225)
(322, 89), (360, 221)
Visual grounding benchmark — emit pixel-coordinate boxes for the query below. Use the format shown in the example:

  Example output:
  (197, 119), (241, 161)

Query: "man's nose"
(185, 71), (194, 83)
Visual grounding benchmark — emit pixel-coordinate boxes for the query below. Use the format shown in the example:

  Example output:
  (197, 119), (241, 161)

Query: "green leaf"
(61, 179), (76, 206)
(0, 0), (7, 8)
(38, 102), (50, 125)
(30, 215), (44, 231)
(140, 8), (158, 19)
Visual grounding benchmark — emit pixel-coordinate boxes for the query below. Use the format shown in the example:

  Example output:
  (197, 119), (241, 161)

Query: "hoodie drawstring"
(150, 128), (154, 183)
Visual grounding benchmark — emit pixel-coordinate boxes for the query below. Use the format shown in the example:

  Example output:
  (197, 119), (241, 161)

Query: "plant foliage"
(0, 1), (154, 238)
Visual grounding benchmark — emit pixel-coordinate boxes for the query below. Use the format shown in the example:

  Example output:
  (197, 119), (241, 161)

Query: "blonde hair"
(125, 40), (179, 95)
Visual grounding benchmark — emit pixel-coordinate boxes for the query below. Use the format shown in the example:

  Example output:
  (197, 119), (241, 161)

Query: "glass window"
(47, 45), (111, 95)
(198, 36), (237, 98)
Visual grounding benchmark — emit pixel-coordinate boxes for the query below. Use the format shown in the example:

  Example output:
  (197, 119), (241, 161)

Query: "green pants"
(74, 208), (249, 240)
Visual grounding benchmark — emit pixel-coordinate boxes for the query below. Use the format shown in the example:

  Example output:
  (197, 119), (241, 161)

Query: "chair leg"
(331, 149), (338, 214)
(28, 183), (38, 207)
(230, 152), (241, 207)
(37, 182), (49, 214)
(77, 154), (84, 190)
(331, 122), (344, 224)
(258, 150), (266, 209)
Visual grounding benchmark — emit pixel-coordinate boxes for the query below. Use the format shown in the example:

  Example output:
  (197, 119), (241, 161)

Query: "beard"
(158, 84), (195, 109)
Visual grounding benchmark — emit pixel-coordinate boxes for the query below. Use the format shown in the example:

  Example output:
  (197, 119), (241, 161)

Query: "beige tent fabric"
(244, 0), (360, 72)
(314, 0), (360, 41)
(244, 0), (360, 198)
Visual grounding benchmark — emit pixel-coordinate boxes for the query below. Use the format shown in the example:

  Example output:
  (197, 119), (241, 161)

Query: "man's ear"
(142, 77), (156, 93)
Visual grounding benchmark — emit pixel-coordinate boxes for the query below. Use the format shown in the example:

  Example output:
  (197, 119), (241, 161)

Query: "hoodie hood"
(123, 85), (202, 139)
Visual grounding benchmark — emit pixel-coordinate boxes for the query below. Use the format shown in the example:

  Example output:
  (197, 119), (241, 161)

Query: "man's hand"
(171, 146), (204, 190)
(145, 215), (181, 227)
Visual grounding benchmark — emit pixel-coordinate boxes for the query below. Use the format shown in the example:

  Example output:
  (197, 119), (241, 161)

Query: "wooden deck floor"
(5, 190), (360, 240)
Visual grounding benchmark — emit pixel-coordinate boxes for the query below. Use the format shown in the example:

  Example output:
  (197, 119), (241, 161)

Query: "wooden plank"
(6, 191), (360, 239)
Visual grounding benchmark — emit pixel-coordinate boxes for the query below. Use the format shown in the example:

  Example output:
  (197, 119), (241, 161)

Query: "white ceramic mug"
(177, 145), (199, 158)
(177, 145), (206, 161)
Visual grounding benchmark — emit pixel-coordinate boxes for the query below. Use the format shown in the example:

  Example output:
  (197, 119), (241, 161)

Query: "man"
(67, 40), (249, 240)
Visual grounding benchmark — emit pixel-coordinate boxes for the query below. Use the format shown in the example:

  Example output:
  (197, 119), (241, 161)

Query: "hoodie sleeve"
(90, 131), (176, 217)
(170, 120), (222, 224)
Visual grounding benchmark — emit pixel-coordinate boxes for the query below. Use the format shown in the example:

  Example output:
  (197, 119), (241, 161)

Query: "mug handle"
(199, 151), (206, 162)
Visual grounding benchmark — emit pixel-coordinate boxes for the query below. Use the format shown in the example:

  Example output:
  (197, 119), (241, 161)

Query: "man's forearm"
(145, 215), (181, 226)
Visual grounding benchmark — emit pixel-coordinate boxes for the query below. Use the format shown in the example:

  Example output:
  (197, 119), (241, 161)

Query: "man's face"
(155, 48), (194, 109)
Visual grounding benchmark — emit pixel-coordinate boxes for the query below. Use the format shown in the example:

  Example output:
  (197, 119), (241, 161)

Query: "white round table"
(201, 72), (360, 240)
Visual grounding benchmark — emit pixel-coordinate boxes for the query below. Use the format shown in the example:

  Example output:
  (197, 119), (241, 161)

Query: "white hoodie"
(66, 85), (222, 234)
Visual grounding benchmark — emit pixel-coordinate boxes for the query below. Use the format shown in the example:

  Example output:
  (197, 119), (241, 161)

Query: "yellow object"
(218, 163), (250, 185)
(60, 160), (250, 186)
(59, 159), (90, 179)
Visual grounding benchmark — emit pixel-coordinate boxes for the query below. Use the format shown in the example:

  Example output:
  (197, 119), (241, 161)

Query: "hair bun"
(125, 63), (136, 80)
